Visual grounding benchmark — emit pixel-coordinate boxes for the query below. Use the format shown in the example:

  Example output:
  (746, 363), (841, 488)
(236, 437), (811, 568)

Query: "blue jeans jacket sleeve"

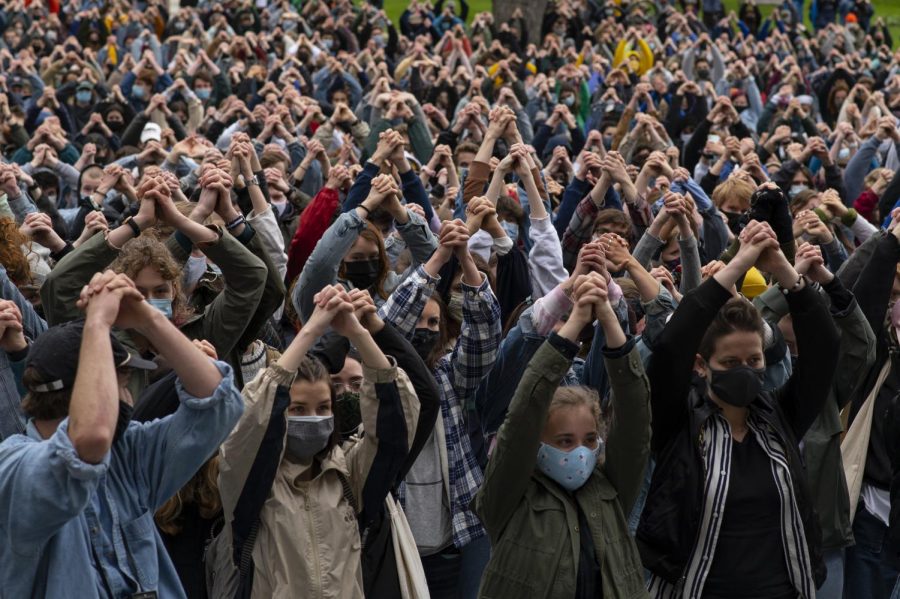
(122, 360), (244, 511)
(0, 419), (110, 551)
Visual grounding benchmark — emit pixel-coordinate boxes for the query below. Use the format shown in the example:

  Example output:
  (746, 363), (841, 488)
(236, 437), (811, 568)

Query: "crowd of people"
(1, 0), (900, 597)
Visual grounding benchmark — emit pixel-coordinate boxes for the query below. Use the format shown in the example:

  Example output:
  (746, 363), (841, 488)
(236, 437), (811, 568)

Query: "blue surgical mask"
(195, 87), (211, 101)
(132, 85), (147, 99)
(372, 34), (385, 47)
(76, 90), (92, 104)
(536, 443), (600, 491)
(562, 95), (575, 107)
(501, 221), (519, 240)
(323, 38), (334, 50)
(146, 298), (173, 319)
(838, 147), (850, 160)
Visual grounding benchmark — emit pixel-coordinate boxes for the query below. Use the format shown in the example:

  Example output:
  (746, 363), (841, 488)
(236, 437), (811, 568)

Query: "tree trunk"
(493, 0), (548, 46)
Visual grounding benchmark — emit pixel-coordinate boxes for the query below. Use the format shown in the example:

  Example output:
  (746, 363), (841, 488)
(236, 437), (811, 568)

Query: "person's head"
(0, 217), (32, 286)
(75, 81), (94, 106)
(535, 386), (603, 491)
(105, 106), (126, 133)
(454, 141), (478, 170)
(193, 72), (213, 101)
(339, 225), (389, 300)
(78, 164), (104, 197)
(412, 295), (451, 369)
(132, 77), (153, 101)
(21, 320), (156, 426)
(695, 297), (766, 408)
(712, 176), (755, 214)
(592, 209), (632, 244)
(332, 351), (363, 440)
(789, 166), (813, 198)
(109, 236), (192, 324)
(695, 58), (711, 80)
(285, 355), (340, 461)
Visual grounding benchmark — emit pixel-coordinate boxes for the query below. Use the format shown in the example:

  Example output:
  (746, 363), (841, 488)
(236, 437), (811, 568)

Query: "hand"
(21, 212), (65, 252)
(305, 284), (354, 337)
(0, 300), (26, 353)
(191, 339), (218, 360)
(820, 188), (847, 219)
(573, 239), (608, 278)
(733, 219), (779, 272)
(77, 270), (147, 330)
(347, 288), (383, 332)
(73, 210), (109, 247)
(370, 129), (403, 165)
(569, 272), (614, 325)
(465, 196), (495, 234)
(797, 210), (834, 244)
(597, 233), (631, 272)
(793, 242), (833, 284)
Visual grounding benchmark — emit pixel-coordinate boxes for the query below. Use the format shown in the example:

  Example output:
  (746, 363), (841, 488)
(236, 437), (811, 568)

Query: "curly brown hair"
(0, 217), (33, 285)
(109, 235), (194, 325)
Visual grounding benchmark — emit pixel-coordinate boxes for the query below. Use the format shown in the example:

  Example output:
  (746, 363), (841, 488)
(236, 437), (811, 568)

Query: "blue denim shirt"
(0, 361), (243, 598)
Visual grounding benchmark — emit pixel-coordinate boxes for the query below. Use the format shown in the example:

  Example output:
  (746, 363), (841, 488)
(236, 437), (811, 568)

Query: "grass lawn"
(378, 0), (899, 47)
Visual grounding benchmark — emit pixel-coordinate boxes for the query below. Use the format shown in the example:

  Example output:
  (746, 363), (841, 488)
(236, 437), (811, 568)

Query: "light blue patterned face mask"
(146, 298), (173, 319)
(501, 221), (519, 241)
(536, 442), (601, 491)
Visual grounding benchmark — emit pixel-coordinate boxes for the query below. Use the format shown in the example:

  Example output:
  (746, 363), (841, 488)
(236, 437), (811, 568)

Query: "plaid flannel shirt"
(378, 265), (502, 547)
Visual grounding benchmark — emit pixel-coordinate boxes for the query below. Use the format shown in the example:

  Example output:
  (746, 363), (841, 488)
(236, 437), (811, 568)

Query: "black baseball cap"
(25, 320), (157, 393)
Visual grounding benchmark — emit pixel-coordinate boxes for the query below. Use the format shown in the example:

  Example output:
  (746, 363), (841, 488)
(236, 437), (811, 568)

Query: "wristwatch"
(246, 175), (260, 187)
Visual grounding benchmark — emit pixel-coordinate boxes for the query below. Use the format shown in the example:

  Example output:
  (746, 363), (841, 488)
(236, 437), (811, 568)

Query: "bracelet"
(358, 204), (371, 216)
(225, 214), (245, 230)
(780, 274), (806, 295)
(246, 175), (260, 187)
(124, 216), (141, 237)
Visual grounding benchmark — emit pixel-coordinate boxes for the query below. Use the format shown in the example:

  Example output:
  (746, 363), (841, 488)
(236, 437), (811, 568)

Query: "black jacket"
(638, 277), (839, 588)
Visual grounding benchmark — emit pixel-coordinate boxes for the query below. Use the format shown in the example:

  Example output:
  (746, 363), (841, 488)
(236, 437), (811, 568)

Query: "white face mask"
(183, 254), (207, 293)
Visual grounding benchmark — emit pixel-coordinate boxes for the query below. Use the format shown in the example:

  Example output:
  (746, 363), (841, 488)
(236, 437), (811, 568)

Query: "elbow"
(70, 428), (113, 465)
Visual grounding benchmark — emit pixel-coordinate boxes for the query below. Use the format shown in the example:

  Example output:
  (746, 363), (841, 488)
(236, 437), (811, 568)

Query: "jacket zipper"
(305, 491), (322, 599)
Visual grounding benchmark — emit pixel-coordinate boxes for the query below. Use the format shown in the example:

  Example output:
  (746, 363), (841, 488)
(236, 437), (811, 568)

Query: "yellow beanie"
(740, 267), (768, 299)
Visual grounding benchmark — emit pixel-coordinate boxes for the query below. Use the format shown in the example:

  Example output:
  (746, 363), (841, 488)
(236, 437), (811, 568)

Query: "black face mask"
(709, 365), (764, 407)
(722, 210), (745, 235)
(335, 391), (361, 441)
(697, 68), (711, 80)
(411, 328), (439, 362)
(343, 259), (381, 290)
(114, 400), (133, 444)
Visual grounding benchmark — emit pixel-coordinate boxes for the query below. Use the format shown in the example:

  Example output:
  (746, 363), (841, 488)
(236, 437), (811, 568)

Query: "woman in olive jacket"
(474, 272), (651, 599)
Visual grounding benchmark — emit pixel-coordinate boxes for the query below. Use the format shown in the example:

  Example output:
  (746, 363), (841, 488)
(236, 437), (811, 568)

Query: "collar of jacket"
(282, 443), (349, 487)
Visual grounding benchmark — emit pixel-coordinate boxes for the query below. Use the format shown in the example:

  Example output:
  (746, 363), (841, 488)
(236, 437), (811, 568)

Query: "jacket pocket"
(121, 511), (159, 591)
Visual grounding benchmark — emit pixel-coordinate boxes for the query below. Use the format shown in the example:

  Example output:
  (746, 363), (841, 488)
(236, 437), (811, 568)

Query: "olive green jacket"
(755, 285), (875, 549)
(40, 228), (269, 392)
(474, 338), (651, 599)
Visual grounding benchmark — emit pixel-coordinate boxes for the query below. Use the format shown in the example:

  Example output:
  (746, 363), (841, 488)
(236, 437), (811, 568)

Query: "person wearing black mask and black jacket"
(639, 217), (840, 598)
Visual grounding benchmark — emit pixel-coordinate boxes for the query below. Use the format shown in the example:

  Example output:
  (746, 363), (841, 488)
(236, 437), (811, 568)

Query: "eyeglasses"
(332, 377), (363, 394)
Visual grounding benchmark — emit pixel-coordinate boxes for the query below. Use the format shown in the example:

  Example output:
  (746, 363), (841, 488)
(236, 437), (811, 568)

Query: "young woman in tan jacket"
(215, 284), (420, 599)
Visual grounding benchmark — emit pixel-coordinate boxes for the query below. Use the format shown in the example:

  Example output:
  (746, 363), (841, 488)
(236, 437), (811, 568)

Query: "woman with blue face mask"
(474, 271), (651, 598)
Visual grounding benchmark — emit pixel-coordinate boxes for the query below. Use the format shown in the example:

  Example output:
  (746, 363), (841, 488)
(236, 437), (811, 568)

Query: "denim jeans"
(817, 548), (845, 599)
(844, 506), (899, 599)
(459, 534), (491, 599)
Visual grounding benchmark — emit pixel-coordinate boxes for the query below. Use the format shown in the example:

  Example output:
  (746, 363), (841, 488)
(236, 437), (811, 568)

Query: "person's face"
(332, 91), (348, 106)
(195, 80), (212, 95)
(833, 91), (847, 107)
(79, 167), (104, 196)
(106, 111), (124, 129)
(456, 150), (474, 169)
(661, 236), (680, 262)
(288, 379), (332, 417)
(594, 221), (630, 240)
(540, 404), (600, 452)
(415, 298), (441, 332)
(695, 330), (765, 379)
(331, 357), (363, 395)
(792, 172), (809, 186)
(719, 197), (747, 213)
(344, 236), (380, 262)
(133, 266), (175, 301)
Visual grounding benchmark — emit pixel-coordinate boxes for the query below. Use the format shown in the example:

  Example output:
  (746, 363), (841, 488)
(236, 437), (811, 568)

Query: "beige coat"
(218, 359), (420, 599)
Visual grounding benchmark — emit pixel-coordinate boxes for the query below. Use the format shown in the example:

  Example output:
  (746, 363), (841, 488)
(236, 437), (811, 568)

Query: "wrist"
(133, 305), (168, 336)
(45, 236), (66, 253)
(558, 315), (588, 342)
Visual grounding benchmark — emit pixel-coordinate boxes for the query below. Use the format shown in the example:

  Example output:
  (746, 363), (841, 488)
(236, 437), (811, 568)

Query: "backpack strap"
(338, 470), (359, 514)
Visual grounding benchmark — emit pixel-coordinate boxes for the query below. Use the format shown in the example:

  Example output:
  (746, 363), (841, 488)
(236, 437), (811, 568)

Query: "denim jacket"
(0, 361), (243, 598)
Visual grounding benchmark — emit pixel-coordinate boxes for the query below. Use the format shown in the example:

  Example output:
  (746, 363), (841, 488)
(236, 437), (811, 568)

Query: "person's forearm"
(458, 251), (481, 286)
(347, 327), (391, 369)
(597, 307), (626, 348)
(277, 326), (320, 371)
(68, 317), (117, 464)
(522, 172), (547, 219)
(175, 214), (219, 244)
(133, 308), (221, 397)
